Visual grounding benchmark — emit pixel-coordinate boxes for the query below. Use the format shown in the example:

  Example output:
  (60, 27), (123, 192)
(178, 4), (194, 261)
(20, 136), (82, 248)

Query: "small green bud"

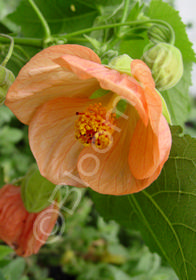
(0, 66), (15, 105)
(142, 43), (183, 91)
(21, 165), (58, 213)
(147, 25), (171, 44)
(108, 54), (133, 75)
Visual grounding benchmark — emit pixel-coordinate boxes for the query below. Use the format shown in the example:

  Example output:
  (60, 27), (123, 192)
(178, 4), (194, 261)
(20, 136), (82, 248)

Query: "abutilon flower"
(5, 45), (172, 195)
(0, 184), (59, 257)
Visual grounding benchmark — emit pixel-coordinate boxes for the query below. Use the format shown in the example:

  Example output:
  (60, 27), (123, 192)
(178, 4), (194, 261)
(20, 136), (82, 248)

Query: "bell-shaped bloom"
(0, 184), (59, 257)
(5, 45), (172, 195)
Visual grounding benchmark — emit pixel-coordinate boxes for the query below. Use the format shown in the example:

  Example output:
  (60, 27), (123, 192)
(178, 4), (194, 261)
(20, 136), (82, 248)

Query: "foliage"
(0, 192), (179, 280)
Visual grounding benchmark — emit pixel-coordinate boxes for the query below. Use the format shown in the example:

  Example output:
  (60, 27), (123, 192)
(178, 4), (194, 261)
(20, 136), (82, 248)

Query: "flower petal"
(54, 55), (148, 126)
(5, 45), (100, 124)
(77, 109), (171, 195)
(132, 115), (172, 193)
(129, 114), (171, 180)
(77, 106), (140, 195)
(16, 202), (59, 257)
(29, 97), (90, 187)
(128, 119), (160, 180)
(131, 59), (155, 88)
(0, 185), (27, 244)
(131, 60), (162, 133)
(143, 86), (162, 134)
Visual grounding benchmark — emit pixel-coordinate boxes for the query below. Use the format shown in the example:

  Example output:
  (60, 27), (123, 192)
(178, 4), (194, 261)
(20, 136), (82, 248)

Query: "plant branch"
(0, 34), (14, 66)
(0, 37), (42, 48)
(116, 0), (130, 36)
(28, 0), (51, 40)
(0, 19), (175, 49)
(61, 19), (175, 43)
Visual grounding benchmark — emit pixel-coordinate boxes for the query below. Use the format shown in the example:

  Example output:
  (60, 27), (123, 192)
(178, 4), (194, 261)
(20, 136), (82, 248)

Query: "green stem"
(62, 19), (175, 44)
(0, 36), (42, 48)
(117, 0), (130, 36)
(0, 34), (14, 66)
(0, 19), (175, 50)
(28, 0), (51, 40)
(62, 21), (139, 39)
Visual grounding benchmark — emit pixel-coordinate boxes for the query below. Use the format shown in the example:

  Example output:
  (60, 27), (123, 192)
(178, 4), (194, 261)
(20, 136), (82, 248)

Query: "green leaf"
(20, 277), (29, 280)
(148, 0), (196, 63)
(7, 0), (98, 38)
(2, 258), (26, 280)
(0, 166), (4, 188)
(90, 88), (110, 99)
(6, 45), (37, 76)
(127, 1), (145, 21)
(119, 2), (148, 58)
(90, 126), (196, 280)
(0, 105), (14, 126)
(0, 270), (6, 280)
(21, 165), (56, 213)
(0, 126), (23, 144)
(109, 265), (132, 280)
(0, 0), (21, 20)
(0, 246), (13, 260)
(119, 35), (149, 59)
(162, 62), (192, 126)
(116, 99), (127, 118)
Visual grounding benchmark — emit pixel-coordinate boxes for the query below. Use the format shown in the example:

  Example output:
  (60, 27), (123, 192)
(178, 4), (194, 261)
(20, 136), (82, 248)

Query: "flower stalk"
(116, 0), (130, 37)
(0, 19), (175, 49)
(0, 34), (14, 66)
(28, 0), (51, 43)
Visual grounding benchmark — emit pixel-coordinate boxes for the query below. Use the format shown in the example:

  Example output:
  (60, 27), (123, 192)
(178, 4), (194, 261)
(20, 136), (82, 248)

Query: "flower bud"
(108, 54), (133, 75)
(0, 184), (59, 257)
(0, 66), (15, 105)
(147, 25), (171, 44)
(142, 43), (183, 91)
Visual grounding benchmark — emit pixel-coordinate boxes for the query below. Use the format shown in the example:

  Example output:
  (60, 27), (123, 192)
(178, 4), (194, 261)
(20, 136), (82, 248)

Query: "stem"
(0, 19), (175, 50)
(0, 34), (14, 66)
(117, 0), (130, 36)
(62, 21), (138, 39)
(28, 0), (51, 40)
(0, 37), (42, 48)
(62, 19), (175, 44)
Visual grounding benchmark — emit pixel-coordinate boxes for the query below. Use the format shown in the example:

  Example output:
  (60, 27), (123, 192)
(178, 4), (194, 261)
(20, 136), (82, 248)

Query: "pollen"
(75, 103), (116, 149)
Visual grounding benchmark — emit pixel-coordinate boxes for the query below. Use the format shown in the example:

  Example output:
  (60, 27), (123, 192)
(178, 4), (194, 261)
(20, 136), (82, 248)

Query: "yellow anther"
(75, 103), (116, 149)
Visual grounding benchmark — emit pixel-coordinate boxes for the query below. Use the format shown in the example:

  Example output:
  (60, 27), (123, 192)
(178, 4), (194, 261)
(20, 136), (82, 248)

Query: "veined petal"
(54, 55), (148, 126)
(143, 86), (162, 134)
(29, 97), (91, 187)
(77, 106), (140, 195)
(131, 60), (162, 134)
(5, 45), (100, 124)
(131, 59), (155, 88)
(129, 114), (171, 181)
(0, 185), (59, 257)
(132, 115), (172, 193)
(16, 202), (59, 257)
(128, 119), (160, 180)
(77, 106), (171, 195)
(0, 185), (28, 243)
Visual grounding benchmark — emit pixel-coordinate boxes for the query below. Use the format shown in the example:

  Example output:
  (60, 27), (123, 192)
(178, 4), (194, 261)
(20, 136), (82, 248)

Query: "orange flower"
(0, 184), (59, 257)
(5, 45), (172, 195)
